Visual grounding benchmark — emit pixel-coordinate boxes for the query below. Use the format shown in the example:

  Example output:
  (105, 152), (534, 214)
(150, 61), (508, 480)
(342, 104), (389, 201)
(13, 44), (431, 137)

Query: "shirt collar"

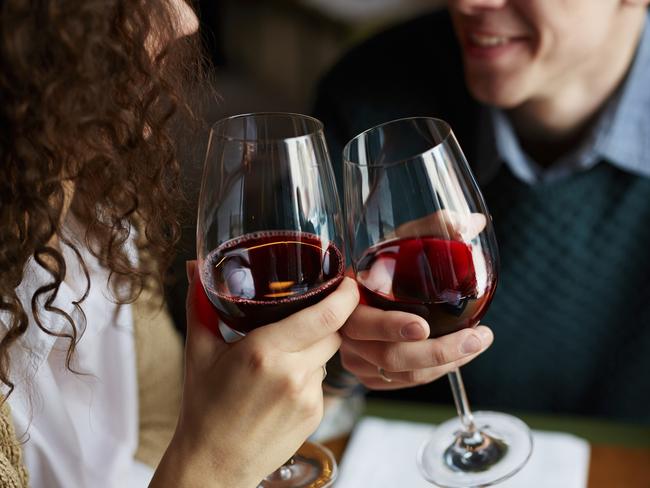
(483, 13), (650, 183)
(595, 13), (650, 178)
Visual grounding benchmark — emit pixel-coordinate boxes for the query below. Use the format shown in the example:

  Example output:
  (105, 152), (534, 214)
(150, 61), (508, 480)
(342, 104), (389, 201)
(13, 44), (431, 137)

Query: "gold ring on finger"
(378, 367), (393, 383)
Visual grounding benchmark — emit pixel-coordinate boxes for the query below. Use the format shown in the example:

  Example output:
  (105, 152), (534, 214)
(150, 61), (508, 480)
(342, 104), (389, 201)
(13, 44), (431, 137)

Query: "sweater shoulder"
(0, 401), (28, 488)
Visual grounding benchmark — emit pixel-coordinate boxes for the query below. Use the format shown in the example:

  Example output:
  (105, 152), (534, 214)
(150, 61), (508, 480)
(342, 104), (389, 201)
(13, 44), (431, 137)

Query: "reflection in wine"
(202, 230), (344, 334)
(356, 236), (496, 338)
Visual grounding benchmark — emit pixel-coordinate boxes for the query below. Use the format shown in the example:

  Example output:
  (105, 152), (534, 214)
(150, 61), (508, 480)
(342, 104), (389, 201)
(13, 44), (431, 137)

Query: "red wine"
(356, 237), (495, 338)
(201, 230), (344, 334)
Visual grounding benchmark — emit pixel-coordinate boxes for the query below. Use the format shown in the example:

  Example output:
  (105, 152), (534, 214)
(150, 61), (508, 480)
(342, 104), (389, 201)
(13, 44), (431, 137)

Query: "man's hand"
(340, 305), (493, 389)
(340, 210), (493, 390)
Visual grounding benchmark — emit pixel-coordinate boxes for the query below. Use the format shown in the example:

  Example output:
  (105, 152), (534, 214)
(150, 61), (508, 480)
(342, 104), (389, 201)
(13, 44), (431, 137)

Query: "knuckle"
(318, 305), (341, 331)
(406, 369), (437, 385)
(300, 396), (323, 424)
(382, 320), (403, 341)
(280, 373), (305, 400)
(430, 344), (450, 367)
(342, 321), (361, 340)
(405, 370), (423, 384)
(378, 345), (401, 371)
(244, 343), (273, 374)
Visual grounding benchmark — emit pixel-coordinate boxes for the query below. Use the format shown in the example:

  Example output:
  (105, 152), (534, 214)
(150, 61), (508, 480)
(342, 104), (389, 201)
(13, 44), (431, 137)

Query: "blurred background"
(168, 0), (445, 326)
(197, 0), (444, 116)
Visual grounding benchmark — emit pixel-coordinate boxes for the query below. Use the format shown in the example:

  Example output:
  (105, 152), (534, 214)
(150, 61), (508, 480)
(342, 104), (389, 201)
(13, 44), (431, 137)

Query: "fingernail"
(400, 322), (423, 340)
(460, 334), (482, 354)
(478, 327), (492, 342)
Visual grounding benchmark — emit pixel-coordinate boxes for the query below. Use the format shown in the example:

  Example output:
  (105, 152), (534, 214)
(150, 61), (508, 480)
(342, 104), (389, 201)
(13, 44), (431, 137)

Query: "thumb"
(185, 260), (228, 365)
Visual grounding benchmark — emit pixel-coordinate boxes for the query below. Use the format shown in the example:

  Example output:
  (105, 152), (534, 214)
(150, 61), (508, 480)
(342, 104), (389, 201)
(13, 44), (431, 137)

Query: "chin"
(465, 76), (527, 109)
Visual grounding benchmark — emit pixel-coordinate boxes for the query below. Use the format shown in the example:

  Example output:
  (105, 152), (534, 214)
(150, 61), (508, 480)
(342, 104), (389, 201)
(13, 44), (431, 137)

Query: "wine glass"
(196, 112), (345, 488)
(343, 117), (533, 487)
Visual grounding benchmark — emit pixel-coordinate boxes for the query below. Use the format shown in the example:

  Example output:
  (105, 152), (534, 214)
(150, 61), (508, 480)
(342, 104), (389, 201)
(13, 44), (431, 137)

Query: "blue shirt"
(485, 15), (650, 184)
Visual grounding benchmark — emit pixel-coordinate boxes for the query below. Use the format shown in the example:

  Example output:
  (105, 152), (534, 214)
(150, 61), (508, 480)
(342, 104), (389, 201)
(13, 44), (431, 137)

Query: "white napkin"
(336, 417), (590, 488)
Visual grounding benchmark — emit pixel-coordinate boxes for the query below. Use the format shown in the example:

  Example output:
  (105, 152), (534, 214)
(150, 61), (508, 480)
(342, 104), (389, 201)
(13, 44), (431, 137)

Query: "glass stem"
(447, 368), (477, 433)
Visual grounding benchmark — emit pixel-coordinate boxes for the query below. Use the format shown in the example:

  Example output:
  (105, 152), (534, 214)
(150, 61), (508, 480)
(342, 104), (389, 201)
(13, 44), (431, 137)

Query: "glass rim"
(209, 112), (325, 143)
(343, 116), (453, 168)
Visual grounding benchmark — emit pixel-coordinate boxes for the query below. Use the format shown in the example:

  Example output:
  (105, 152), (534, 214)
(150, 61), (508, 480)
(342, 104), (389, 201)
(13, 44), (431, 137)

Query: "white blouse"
(1, 229), (154, 487)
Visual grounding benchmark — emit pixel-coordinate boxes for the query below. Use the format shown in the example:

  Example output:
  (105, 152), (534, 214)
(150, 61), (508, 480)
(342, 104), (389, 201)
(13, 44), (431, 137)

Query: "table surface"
(323, 399), (650, 488)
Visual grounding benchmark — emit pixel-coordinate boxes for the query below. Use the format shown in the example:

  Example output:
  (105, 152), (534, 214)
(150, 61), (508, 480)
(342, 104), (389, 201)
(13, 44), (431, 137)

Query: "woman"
(0, 1), (358, 486)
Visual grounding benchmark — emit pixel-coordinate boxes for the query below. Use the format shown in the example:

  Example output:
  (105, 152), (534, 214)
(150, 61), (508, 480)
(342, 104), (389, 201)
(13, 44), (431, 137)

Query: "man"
(317, 0), (650, 422)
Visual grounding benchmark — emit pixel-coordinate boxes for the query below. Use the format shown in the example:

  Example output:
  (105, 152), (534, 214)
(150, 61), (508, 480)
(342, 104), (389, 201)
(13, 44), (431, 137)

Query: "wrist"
(151, 432), (261, 488)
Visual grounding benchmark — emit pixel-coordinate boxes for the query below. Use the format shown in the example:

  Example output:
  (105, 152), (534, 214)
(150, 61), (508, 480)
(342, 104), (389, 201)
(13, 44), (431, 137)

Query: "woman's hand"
(151, 263), (359, 488)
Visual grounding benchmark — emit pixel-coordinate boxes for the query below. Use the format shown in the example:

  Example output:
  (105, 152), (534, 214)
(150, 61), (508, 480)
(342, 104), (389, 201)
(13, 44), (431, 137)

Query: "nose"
(171, 0), (199, 38)
(448, 0), (508, 15)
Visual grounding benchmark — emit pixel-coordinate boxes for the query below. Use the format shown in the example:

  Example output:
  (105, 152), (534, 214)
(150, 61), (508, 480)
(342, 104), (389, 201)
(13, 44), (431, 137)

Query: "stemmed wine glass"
(343, 117), (533, 487)
(196, 112), (345, 488)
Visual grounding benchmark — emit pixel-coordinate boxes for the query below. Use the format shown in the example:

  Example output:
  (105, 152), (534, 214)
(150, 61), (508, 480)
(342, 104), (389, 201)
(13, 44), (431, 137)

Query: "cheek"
(537, 27), (599, 77)
(532, 1), (617, 73)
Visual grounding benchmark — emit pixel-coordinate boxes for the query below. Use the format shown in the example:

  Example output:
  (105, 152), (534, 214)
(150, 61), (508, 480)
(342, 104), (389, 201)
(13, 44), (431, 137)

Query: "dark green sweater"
(314, 11), (650, 423)
(466, 162), (650, 421)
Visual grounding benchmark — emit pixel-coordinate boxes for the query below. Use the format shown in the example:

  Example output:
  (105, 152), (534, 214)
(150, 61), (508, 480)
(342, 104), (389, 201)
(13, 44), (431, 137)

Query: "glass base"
(257, 442), (338, 488)
(417, 411), (533, 487)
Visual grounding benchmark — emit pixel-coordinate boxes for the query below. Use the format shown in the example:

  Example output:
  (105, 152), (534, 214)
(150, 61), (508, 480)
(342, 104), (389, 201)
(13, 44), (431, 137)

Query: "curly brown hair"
(0, 0), (205, 395)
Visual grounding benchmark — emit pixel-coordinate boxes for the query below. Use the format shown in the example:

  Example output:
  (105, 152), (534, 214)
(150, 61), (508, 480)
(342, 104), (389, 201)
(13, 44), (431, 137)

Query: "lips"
(469, 33), (510, 47)
(461, 30), (529, 61)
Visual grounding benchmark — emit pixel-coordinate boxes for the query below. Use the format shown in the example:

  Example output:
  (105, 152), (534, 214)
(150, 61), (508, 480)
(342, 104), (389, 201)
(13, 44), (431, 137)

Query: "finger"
(256, 277), (359, 352)
(343, 304), (429, 342)
(396, 210), (487, 241)
(354, 376), (409, 390)
(185, 260), (228, 365)
(342, 325), (493, 372)
(340, 348), (389, 378)
(341, 347), (481, 385)
(297, 332), (342, 372)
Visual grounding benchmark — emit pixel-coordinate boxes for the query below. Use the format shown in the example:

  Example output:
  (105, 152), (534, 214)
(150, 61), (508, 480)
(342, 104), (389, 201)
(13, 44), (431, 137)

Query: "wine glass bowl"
(344, 117), (498, 338)
(201, 229), (344, 334)
(196, 112), (344, 487)
(197, 113), (345, 336)
(354, 225), (495, 338)
(344, 117), (532, 487)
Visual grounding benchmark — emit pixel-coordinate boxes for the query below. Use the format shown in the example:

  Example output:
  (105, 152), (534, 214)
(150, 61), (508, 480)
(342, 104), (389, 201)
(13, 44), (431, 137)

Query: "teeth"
(471, 34), (509, 47)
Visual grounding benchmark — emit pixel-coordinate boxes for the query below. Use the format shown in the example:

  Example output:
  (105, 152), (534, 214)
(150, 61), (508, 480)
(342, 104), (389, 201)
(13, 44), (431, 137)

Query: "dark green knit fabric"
(462, 162), (650, 422)
(354, 159), (650, 423)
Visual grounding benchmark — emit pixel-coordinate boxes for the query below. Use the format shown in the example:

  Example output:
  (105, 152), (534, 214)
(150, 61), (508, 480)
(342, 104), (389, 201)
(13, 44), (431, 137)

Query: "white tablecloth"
(336, 417), (590, 488)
